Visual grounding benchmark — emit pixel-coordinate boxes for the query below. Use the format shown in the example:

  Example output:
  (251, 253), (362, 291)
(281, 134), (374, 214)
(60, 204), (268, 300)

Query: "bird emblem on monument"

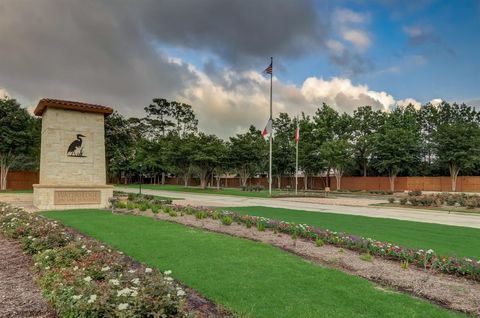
(67, 134), (87, 157)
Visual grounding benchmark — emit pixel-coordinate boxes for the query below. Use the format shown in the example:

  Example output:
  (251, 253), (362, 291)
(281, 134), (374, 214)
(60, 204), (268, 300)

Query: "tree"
(168, 133), (197, 187)
(272, 113), (295, 188)
(371, 106), (421, 192)
(297, 114), (321, 190)
(0, 98), (38, 190)
(228, 126), (267, 186)
(351, 106), (385, 176)
(105, 111), (137, 183)
(434, 122), (480, 191)
(312, 104), (352, 187)
(319, 138), (353, 190)
(191, 133), (226, 189)
(144, 98), (198, 138)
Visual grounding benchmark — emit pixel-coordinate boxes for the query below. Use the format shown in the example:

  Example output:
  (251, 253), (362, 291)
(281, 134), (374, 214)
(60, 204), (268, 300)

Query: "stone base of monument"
(33, 185), (114, 210)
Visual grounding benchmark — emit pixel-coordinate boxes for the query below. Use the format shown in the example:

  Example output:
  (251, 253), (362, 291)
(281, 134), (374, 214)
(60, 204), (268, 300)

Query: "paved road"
(117, 187), (480, 229)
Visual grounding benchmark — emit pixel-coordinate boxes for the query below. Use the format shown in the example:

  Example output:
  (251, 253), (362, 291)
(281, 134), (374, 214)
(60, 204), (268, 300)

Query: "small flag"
(295, 125), (300, 143)
(263, 62), (272, 75)
(262, 118), (272, 138)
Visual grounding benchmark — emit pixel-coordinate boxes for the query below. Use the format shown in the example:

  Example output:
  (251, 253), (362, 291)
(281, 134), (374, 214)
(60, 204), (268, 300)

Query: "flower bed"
(162, 204), (480, 281)
(0, 203), (187, 317)
(392, 191), (480, 210)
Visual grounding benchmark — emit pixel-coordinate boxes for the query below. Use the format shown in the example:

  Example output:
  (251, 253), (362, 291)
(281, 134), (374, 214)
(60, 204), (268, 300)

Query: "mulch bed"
(0, 235), (56, 318)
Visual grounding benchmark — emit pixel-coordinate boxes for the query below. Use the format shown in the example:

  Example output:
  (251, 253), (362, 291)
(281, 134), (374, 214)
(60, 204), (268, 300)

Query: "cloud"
(342, 29), (371, 51)
(178, 70), (407, 137)
(396, 98), (422, 110)
(333, 8), (369, 24)
(325, 8), (373, 74)
(402, 24), (455, 56)
(326, 40), (345, 55)
(0, 0), (199, 116)
(429, 98), (443, 107)
(301, 77), (395, 112)
(139, 0), (325, 64)
(0, 87), (9, 99)
(0, 0), (426, 138)
(465, 99), (480, 108)
(403, 26), (425, 38)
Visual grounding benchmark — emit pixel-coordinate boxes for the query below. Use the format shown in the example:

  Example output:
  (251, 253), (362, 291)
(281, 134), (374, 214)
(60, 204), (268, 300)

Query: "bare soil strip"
(143, 211), (480, 316)
(0, 235), (56, 318)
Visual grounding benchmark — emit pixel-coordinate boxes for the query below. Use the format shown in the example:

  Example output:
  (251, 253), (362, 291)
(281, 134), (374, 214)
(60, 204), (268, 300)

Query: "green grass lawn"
(0, 189), (33, 193)
(42, 210), (464, 318)
(117, 184), (277, 198)
(222, 206), (480, 259)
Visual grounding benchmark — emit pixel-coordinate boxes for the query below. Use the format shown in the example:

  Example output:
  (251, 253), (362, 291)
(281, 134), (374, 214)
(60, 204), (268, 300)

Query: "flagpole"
(295, 115), (299, 195)
(269, 56), (273, 196)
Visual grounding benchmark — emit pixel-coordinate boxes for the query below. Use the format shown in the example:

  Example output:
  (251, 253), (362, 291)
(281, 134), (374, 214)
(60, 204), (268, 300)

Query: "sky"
(0, 0), (479, 137)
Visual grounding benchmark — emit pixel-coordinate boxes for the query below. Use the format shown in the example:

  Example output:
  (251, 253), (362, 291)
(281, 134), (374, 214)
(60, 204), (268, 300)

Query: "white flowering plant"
(0, 203), (187, 317)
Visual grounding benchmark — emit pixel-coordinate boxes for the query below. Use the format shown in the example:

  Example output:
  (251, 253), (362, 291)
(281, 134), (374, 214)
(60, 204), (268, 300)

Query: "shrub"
(151, 205), (159, 214)
(116, 201), (127, 209)
(360, 253), (373, 262)
(185, 207), (194, 215)
(163, 206), (172, 214)
(254, 184), (264, 192)
(221, 216), (233, 225)
(408, 197), (419, 206)
(257, 221), (266, 232)
(315, 238), (324, 247)
(126, 201), (136, 210)
(419, 196), (434, 207)
(195, 211), (207, 219)
(212, 211), (221, 220)
(139, 202), (149, 211)
(458, 197), (467, 207)
(399, 198), (408, 205)
(168, 210), (177, 217)
(408, 190), (422, 197)
(388, 198), (395, 204)
(446, 198), (457, 206)
(465, 199), (477, 209)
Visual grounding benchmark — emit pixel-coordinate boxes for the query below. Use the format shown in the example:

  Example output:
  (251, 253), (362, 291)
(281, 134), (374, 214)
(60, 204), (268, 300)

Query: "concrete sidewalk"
(117, 187), (480, 229)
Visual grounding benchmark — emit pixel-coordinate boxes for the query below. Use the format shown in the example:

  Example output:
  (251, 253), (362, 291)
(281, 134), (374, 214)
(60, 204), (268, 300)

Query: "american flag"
(263, 62), (272, 75)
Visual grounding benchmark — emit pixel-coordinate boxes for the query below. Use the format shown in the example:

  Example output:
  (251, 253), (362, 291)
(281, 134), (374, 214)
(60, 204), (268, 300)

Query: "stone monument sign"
(33, 98), (114, 210)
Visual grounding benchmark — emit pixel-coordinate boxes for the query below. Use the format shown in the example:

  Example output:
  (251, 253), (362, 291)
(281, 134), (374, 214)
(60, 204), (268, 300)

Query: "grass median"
(42, 210), (464, 318)
(222, 206), (480, 259)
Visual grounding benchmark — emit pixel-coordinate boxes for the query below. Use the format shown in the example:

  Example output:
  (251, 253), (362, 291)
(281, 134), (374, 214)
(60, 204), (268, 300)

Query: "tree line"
(1, 97), (480, 192)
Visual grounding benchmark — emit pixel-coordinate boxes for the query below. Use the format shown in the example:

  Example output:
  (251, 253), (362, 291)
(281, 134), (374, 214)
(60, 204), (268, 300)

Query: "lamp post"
(139, 163), (143, 195)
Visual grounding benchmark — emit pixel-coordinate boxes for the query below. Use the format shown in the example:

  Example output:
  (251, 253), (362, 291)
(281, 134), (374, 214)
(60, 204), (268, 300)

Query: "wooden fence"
(8, 171), (480, 192)
(161, 175), (480, 192)
(5, 171), (39, 190)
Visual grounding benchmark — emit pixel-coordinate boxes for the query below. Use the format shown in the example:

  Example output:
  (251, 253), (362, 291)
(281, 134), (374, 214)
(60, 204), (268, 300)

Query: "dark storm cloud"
(138, 0), (325, 64)
(0, 0), (328, 114)
(0, 0), (198, 114)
